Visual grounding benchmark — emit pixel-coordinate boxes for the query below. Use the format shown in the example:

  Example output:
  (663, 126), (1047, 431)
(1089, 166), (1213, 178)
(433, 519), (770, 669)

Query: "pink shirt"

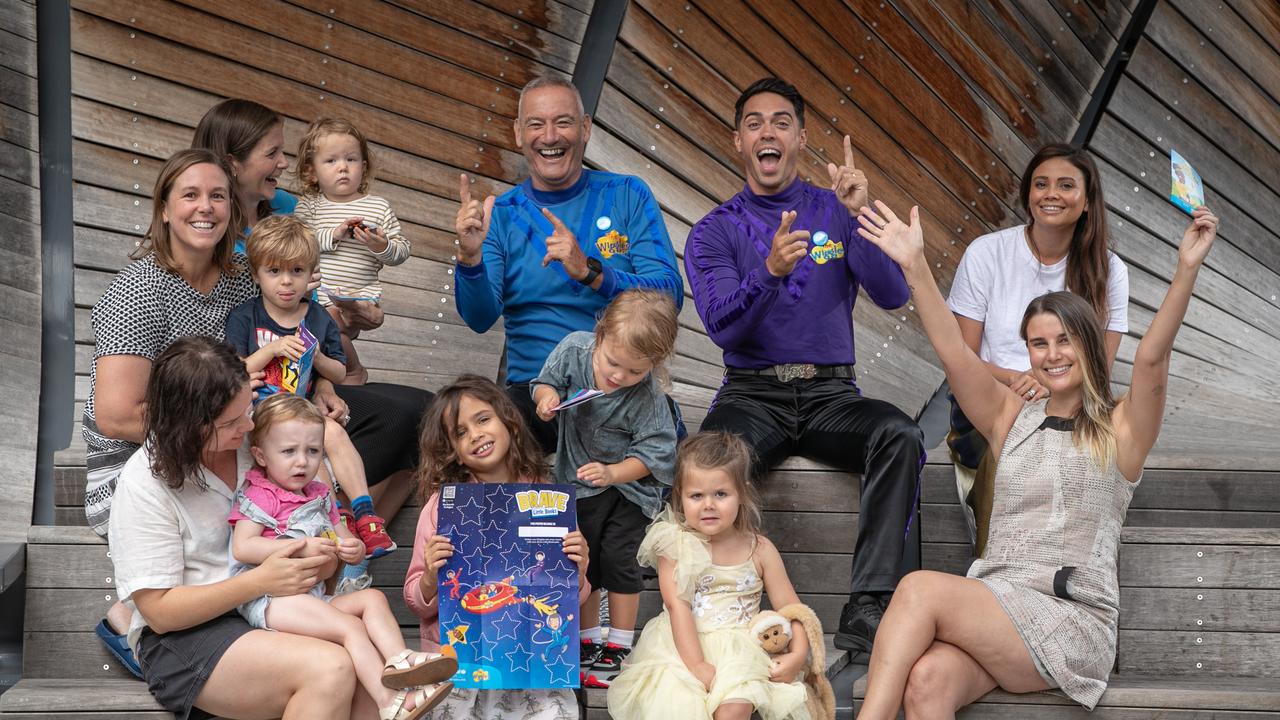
(227, 467), (339, 538)
(402, 477), (591, 651)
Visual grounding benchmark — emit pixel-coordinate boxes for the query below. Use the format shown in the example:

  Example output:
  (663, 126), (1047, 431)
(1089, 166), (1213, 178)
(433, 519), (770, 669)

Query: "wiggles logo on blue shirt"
(809, 230), (845, 264)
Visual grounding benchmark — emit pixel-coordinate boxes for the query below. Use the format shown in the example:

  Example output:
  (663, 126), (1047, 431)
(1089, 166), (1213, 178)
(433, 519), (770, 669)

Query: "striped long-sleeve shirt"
(295, 193), (411, 304)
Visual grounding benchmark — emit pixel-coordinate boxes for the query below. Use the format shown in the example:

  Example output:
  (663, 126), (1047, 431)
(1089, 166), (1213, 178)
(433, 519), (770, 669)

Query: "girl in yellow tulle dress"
(608, 432), (811, 720)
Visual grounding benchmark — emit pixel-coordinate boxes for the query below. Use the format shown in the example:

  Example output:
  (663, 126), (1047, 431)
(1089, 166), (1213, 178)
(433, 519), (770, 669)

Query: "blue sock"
(341, 557), (370, 581)
(351, 495), (374, 518)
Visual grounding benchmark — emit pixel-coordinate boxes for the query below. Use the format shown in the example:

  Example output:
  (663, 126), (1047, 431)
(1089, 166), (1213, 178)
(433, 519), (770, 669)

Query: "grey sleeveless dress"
(967, 400), (1137, 709)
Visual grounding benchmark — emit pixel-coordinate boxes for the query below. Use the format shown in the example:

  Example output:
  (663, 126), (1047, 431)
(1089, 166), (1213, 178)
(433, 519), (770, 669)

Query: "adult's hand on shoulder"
(331, 297), (383, 333)
(541, 208), (589, 281)
(857, 200), (924, 273)
(455, 173), (495, 267)
(765, 210), (811, 277)
(827, 135), (868, 216)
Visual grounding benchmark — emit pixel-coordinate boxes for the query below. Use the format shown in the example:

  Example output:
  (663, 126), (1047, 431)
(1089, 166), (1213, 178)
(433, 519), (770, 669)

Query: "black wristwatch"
(582, 257), (603, 285)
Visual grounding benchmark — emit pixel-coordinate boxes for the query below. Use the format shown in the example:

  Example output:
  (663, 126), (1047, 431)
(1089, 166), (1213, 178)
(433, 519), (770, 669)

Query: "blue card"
(1170, 149), (1204, 216)
(437, 483), (580, 689)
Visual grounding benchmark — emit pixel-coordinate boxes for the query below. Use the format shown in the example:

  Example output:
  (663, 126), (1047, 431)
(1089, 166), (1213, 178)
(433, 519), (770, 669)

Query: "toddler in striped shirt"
(295, 117), (411, 384)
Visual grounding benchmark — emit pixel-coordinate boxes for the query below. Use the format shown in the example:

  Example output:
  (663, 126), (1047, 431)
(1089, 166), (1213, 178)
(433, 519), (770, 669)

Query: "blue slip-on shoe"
(95, 618), (143, 679)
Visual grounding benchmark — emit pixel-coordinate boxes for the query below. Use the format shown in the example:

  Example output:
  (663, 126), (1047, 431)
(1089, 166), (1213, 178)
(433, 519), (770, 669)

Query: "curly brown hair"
(415, 375), (547, 504)
(144, 337), (249, 491)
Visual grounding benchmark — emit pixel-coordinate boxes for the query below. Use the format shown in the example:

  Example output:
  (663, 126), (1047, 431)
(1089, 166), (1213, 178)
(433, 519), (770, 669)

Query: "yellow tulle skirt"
(606, 611), (810, 720)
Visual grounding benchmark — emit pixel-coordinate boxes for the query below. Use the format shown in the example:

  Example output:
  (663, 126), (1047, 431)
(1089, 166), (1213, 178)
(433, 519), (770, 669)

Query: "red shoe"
(354, 513), (396, 559)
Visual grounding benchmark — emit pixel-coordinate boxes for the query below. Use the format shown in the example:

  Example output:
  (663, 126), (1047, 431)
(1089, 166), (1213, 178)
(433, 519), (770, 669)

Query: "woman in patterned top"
(852, 199), (1218, 716)
(84, 149), (259, 673)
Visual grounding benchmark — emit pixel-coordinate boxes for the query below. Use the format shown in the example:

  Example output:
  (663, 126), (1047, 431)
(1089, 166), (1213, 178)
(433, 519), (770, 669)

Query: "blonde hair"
(294, 117), (373, 197)
(249, 393), (326, 454)
(670, 432), (762, 536)
(245, 214), (319, 274)
(594, 289), (679, 389)
(1020, 292), (1117, 469)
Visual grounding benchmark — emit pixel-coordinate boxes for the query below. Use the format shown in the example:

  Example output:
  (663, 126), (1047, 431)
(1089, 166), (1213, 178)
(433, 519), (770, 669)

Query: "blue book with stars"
(437, 483), (580, 689)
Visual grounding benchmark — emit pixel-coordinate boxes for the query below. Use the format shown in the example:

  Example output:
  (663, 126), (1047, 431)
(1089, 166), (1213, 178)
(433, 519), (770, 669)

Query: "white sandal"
(382, 649), (459, 690)
(379, 682), (454, 720)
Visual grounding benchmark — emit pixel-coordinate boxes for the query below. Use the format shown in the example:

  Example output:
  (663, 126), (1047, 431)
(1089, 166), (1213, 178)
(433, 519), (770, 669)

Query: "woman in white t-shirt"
(109, 335), (377, 720)
(946, 144), (1128, 553)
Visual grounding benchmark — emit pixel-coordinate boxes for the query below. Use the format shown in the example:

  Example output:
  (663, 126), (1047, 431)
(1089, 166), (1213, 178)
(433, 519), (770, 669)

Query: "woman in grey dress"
(851, 200), (1218, 717)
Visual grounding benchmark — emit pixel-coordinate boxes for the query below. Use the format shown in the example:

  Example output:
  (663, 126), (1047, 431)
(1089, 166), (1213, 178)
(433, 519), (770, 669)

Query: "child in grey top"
(532, 289), (679, 683)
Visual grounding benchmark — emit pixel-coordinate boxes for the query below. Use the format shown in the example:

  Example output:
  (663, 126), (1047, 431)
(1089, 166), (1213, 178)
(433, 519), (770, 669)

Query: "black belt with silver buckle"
(725, 364), (856, 382)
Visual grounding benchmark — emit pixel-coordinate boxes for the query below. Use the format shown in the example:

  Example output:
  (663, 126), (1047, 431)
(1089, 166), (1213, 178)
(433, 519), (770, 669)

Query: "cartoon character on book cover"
(259, 323), (317, 399)
(437, 483), (580, 689)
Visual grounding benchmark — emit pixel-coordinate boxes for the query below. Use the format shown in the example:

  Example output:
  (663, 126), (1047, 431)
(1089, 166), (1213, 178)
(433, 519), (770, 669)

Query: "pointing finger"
(458, 173), (472, 205)
(541, 206), (569, 233)
(843, 135), (855, 170)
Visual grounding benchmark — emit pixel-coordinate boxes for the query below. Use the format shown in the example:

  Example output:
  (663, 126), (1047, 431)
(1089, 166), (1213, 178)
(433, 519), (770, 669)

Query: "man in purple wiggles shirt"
(685, 78), (925, 657)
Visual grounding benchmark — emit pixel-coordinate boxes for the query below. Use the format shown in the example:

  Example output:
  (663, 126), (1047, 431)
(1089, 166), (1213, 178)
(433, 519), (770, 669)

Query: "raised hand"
(856, 200), (924, 272)
(827, 135), (868, 215)
(765, 210), (811, 277)
(455, 173), (495, 266)
(1179, 206), (1218, 270)
(421, 534), (454, 591)
(541, 207), (590, 281)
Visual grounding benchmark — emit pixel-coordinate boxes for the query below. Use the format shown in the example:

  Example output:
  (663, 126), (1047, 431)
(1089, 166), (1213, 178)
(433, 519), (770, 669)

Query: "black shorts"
(578, 487), (650, 594)
(136, 613), (253, 720)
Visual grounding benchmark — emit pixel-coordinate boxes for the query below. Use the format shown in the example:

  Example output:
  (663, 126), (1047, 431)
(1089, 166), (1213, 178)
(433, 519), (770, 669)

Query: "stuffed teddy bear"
(749, 604), (836, 720)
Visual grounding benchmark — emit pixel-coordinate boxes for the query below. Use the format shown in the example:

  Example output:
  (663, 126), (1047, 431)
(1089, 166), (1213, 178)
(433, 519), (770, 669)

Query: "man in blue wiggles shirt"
(453, 76), (684, 451)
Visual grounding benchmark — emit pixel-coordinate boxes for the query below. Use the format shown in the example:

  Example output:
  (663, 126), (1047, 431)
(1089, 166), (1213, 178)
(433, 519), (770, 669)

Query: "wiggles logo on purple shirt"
(809, 230), (844, 264)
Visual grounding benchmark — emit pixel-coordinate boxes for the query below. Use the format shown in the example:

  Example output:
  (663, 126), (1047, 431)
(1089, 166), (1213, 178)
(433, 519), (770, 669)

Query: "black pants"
(334, 382), (433, 485)
(701, 374), (924, 594)
(506, 382), (559, 454)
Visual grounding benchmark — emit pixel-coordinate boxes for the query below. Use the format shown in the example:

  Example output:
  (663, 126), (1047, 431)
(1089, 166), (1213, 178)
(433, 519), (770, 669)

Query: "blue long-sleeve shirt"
(685, 178), (908, 368)
(455, 170), (683, 383)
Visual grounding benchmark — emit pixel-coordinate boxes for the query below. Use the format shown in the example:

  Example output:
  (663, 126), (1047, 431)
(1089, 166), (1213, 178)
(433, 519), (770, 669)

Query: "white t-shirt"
(108, 443), (254, 650)
(947, 225), (1129, 371)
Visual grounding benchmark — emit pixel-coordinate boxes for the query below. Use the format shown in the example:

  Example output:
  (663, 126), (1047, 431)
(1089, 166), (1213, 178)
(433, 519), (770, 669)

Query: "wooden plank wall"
(1084, 0), (1280, 468)
(0, 0), (40, 543)
(56, 0), (593, 521)
(599, 0), (1280, 469)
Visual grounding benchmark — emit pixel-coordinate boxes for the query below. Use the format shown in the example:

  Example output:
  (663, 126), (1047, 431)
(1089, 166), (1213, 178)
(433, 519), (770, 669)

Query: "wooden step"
(851, 674), (1280, 717)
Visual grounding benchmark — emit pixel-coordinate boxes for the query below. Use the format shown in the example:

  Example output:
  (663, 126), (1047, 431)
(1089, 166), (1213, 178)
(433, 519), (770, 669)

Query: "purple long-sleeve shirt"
(685, 178), (909, 368)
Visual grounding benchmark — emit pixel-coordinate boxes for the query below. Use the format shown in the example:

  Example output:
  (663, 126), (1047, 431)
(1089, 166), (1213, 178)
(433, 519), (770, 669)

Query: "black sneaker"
(579, 639), (604, 684)
(834, 594), (885, 657)
(584, 642), (630, 688)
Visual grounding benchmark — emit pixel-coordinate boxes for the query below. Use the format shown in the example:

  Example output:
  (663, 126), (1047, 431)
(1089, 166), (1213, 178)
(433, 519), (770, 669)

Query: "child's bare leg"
(264, 593), (399, 710)
(328, 588), (407, 661)
(323, 418), (371, 500)
(325, 304), (368, 386)
(580, 588), (602, 632)
(712, 701), (754, 720)
(607, 592), (638, 633)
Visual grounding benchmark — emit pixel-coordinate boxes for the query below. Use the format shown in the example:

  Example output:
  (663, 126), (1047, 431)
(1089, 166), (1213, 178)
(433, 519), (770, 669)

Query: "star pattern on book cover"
(547, 654), (577, 685)
(493, 612), (521, 641)
(486, 484), (517, 513)
(475, 629), (499, 662)
(481, 519), (510, 549)
(546, 557), (577, 589)
(457, 493), (485, 527)
(505, 642), (532, 673)
(462, 545), (489, 576)
(502, 543), (532, 575)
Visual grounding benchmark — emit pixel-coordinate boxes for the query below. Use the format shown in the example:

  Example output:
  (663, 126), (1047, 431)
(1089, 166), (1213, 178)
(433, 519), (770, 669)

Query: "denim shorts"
(136, 613), (252, 720)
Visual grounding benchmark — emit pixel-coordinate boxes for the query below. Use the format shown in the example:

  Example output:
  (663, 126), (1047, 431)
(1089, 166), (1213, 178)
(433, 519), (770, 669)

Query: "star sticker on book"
(493, 612), (521, 641)
(502, 543), (532, 574)
(456, 493), (485, 527)
(475, 629), (499, 661)
(462, 546), (489, 576)
(481, 519), (510, 549)
(547, 652), (577, 686)
(486, 484), (518, 513)
(505, 642), (532, 673)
